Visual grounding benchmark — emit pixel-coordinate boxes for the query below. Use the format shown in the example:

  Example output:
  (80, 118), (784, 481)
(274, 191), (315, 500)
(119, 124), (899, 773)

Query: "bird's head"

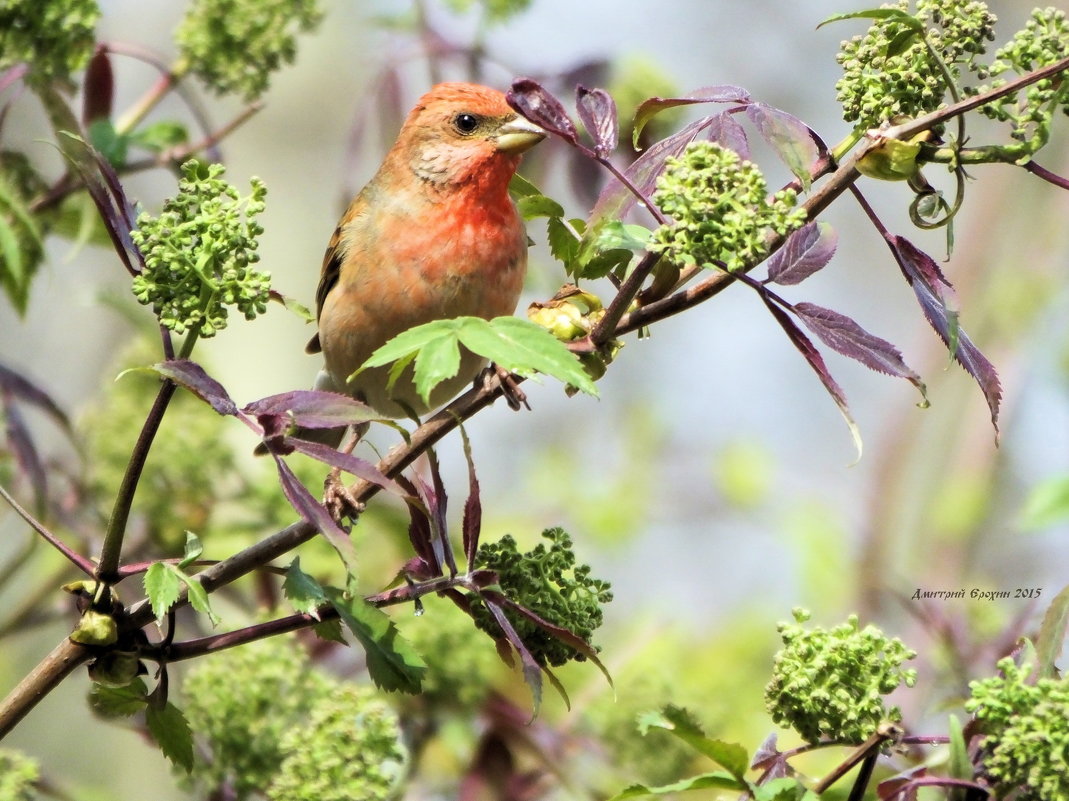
(399, 82), (546, 187)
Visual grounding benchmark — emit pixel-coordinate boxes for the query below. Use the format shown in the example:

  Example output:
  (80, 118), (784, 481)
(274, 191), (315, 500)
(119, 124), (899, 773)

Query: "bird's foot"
(480, 363), (529, 411)
(324, 467), (364, 524)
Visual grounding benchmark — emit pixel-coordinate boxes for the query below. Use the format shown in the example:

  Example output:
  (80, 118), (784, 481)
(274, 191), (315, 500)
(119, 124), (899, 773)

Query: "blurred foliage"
(0, 749), (39, 801)
(0, 0), (100, 81)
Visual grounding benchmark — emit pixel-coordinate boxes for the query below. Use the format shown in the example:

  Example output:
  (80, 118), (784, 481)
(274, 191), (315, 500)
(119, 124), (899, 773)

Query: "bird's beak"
(496, 116), (546, 154)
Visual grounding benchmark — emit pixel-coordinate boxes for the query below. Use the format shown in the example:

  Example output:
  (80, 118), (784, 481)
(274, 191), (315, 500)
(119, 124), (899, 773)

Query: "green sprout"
(650, 141), (804, 274)
(0, 0), (100, 82)
(176, 0), (323, 101)
(835, 0), (997, 131)
(764, 609), (917, 744)
(966, 656), (1069, 801)
(130, 160), (270, 341)
(267, 685), (407, 801)
(471, 527), (613, 668)
(974, 7), (1069, 143)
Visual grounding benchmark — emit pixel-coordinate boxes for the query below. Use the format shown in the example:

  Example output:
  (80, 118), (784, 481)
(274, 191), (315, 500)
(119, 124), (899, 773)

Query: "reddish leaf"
(507, 79), (578, 145)
(243, 390), (381, 429)
(2, 400), (46, 510)
(394, 474), (439, 575)
(485, 597), (543, 712)
(889, 235), (1001, 434)
(745, 103), (819, 189)
(273, 454), (356, 574)
(792, 302), (926, 398)
(285, 438), (405, 497)
(765, 221), (838, 285)
(82, 45), (114, 125)
(632, 85), (752, 147)
(762, 296), (862, 460)
(705, 111), (751, 160)
(0, 362), (72, 431)
(426, 449), (457, 576)
(460, 429), (482, 569)
(576, 85), (618, 158)
(152, 360), (238, 416)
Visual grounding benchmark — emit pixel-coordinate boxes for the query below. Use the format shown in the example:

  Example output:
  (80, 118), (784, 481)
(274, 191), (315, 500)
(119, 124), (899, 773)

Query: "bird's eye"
(454, 113), (480, 134)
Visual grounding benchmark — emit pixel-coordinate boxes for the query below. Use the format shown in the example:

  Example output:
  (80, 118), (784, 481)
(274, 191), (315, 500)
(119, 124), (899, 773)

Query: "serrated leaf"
(606, 771), (746, 800)
(763, 297), (862, 461)
(632, 85), (752, 148)
(146, 701), (194, 773)
(639, 706), (749, 779)
(274, 454), (357, 576)
(576, 85), (618, 157)
(890, 235), (1001, 434)
(412, 329), (463, 405)
(753, 777), (811, 801)
(283, 557), (328, 617)
(507, 79), (578, 145)
(178, 531), (203, 569)
(517, 193), (565, 219)
(88, 677), (149, 718)
(705, 112), (751, 160)
(143, 563), (183, 622)
(152, 359), (239, 416)
(594, 220), (652, 252)
(86, 118), (128, 168)
(460, 317), (598, 396)
(1035, 583), (1069, 680)
(547, 216), (581, 270)
(182, 568), (220, 626)
(508, 172), (542, 199)
(746, 103), (818, 190)
(765, 222), (837, 285)
(314, 617), (346, 644)
(325, 587), (426, 694)
(245, 389), (382, 430)
(817, 9), (925, 30)
(792, 302), (925, 400)
(361, 319), (461, 369)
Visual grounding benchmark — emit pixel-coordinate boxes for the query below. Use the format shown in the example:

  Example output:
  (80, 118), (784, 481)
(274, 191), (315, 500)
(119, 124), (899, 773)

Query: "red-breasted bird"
(306, 82), (545, 426)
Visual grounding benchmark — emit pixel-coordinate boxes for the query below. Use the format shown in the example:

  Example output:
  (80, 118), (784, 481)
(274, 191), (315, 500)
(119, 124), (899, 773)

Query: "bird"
(304, 82), (546, 439)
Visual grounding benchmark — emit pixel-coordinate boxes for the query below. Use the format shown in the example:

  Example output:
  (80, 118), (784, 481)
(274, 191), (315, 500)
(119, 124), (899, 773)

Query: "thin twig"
(0, 483), (95, 576)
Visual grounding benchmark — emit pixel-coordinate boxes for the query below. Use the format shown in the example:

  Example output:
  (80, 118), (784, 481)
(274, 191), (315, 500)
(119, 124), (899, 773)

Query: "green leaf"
(88, 677), (149, 718)
(146, 701), (194, 773)
(313, 617), (346, 644)
(128, 120), (189, 153)
(1035, 584), (1069, 680)
(817, 9), (925, 30)
(753, 777), (812, 801)
(638, 705), (749, 780)
(460, 317), (598, 396)
(947, 714), (971, 784)
(412, 329), (462, 405)
(547, 216), (581, 270)
(183, 568), (220, 626)
(283, 557), (328, 618)
(178, 531), (203, 569)
(361, 319), (459, 370)
(144, 563), (183, 622)
(517, 193), (565, 219)
(594, 220), (653, 252)
(605, 771), (746, 800)
(86, 118), (128, 167)
(1019, 475), (1069, 530)
(508, 172), (542, 199)
(325, 587), (427, 694)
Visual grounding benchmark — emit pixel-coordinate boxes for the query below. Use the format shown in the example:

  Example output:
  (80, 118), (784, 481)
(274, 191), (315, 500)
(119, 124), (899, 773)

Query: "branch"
(0, 483), (95, 576)
(0, 639), (91, 740)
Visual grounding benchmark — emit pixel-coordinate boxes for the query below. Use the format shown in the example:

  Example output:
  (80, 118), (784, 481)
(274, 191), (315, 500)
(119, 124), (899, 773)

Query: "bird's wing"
(305, 206), (351, 355)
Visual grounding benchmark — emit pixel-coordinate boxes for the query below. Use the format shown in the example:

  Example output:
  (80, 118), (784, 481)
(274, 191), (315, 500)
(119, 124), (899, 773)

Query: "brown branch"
(0, 639), (91, 740)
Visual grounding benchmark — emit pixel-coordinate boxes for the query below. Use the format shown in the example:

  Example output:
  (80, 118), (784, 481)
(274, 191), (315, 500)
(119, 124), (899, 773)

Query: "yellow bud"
(70, 609), (119, 646)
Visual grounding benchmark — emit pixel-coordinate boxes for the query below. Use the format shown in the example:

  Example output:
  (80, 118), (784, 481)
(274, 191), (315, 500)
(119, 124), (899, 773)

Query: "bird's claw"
(479, 364), (529, 411)
(324, 467), (364, 524)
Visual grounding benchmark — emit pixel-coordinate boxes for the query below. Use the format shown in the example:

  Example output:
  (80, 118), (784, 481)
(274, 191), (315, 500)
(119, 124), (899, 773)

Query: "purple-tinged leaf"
(395, 474), (440, 575)
(762, 296), (862, 461)
(793, 302), (926, 399)
(704, 112), (751, 160)
(286, 438), (406, 497)
(484, 597), (543, 712)
(589, 113), (722, 231)
(426, 449), (457, 576)
(243, 390), (381, 429)
(274, 454), (357, 575)
(460, 429), (482, 569)
(889, 235), (1001, 433)
(82, 45), (114, 125)
(751, 732), (794, 779)
(765, 222), (838, 285)
(2, 400), (46, 511)
(576, 85), (618, 158)
(745, 103), (819, 190)
(507, 79), (578, 146)
(632, 85), (752, 148)
(0, 362), (72, 432)
(152, 360), (238, 416)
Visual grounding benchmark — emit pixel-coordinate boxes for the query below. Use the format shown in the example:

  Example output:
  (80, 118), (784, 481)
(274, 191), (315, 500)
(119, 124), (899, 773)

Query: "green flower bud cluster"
(764, 609), (917, 745)
(268, 685), (407, 801)
(0, 749), (39, 801)
(177, 0), (323, 101)
(973, 7), (1069, 142)
(182, 635), (405, 801)
(835, 0), (997, 130)
(650, 141), (804, 274)
(0, 0), (100, 82)
(130, 161), (270, 338)
(965, 657), (1069, 801)
(471, 527), (613, 668)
